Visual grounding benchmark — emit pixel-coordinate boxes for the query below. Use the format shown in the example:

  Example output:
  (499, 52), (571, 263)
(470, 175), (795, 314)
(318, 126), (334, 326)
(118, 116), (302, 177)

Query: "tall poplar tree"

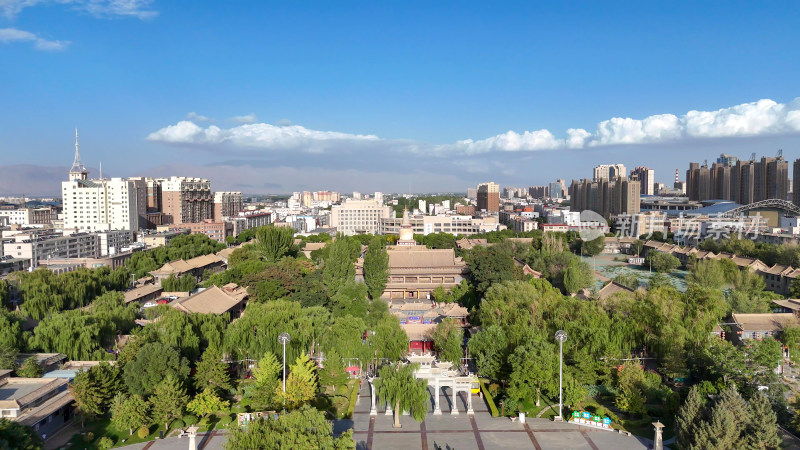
(150, 374), (189, 431)
(363, 236), (389, 300)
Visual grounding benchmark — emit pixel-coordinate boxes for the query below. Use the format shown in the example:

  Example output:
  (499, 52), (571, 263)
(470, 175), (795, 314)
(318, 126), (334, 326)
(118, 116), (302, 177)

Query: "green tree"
(322, 236), (359, 294)
(687, 260), (726, 289)
(363, 236), (389, 300)
(614, 361), (646, 416)
(161, 274), (197, 292)
(581, 236), (604, 257)
(248, 352), (281, 410)
(467, 325), (509, 381)
(276, 354), (317, 410)
(149, 374), (190, 431)
(431, 319), (463, 366)
(123, 342), (190, 396)
(506, 340), (557, 407)
(318, 349), (348, 388)
(0, 345), (17, 371)
(693, 402), (740, 450)
(255, 226), (295, 263)
(187, 388), (230, 418)
(467, 243), (515, 294)
(744, 392), (780, 449)
(224, 405), (354, 450)
(791, 278), (800, 298)
(612, 273), (639, 290)
(645, 252), (680, 273)
(69, 362), (123, 425)
(370, 315), (408, 362)
(0, 418), (43, 450)
(16, 357), (42, 378)
(562, 260), (591, 295)
(781, 325), (800, 364)
(110, 393), (150, 435)
(375, 362), (429, 428)
(728, 290), (773, 314)
(193, 347), (231, 394)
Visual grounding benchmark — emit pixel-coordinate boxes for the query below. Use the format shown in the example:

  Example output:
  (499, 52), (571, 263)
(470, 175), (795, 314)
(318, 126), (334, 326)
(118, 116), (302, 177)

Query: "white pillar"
(188, 433), (196, 450)
(451, 384), (459, 415)
(467, 389), (474, 415)
(369, 379), (377, 416)
(434, 381), (442, 415)
(385, 399), (393, 416)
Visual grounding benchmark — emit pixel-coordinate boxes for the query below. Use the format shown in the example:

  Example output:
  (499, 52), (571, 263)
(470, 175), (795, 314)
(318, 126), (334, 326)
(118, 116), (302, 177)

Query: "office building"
(528, 186), (548, 199)
(593, 164), (627, 181)
(379, 214), (503, 236)
(330, 198), (394, 235)
(466, 188), (477, 200)
(630, 167), (655, 196)
(476, 182), (500, 213)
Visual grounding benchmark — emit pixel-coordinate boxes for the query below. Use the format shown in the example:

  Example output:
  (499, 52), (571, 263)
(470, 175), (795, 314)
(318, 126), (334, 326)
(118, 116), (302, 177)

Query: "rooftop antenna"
(99, 161), (103, 180)
(703, 159), (708, 168)
(674, 169), (679, 183)
(777, 149), (783, 158)
(751, 152), (756, 162)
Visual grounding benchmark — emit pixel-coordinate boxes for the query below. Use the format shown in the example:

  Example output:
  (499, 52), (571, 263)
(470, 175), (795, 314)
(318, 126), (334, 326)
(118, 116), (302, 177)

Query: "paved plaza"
(344, 381), (653, 450)
(113, 381), (653, 450)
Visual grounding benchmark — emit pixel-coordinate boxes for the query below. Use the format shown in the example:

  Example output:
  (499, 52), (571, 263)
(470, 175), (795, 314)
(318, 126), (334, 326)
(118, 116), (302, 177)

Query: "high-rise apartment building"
(687, 154), (788, 204)
(159, 177), (213, 224)
(630, 167), (655, 196)
(213, 192), (243, 220)
(476, 182), (500, 213)
(569, 178), (640, 218)
(466, 188), (477, 200)
(330, 198), (393, 235)
(794, 159), (800, 207)
(593, 164), (627, 182)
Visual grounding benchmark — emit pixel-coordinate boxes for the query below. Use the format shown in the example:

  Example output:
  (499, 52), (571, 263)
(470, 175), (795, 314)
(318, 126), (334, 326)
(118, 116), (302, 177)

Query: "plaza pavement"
(342, 381), (654, 450)
(114, 381), (654, 450)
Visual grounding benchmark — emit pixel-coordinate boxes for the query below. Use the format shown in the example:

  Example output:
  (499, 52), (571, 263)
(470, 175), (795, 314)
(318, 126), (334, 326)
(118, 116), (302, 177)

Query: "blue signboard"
(582, 412), (592, 419)
(603, 417), (611, 425)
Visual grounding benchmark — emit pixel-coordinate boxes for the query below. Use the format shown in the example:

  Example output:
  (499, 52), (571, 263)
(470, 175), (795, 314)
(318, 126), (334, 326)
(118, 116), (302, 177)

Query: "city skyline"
(2, 1), (800, 194)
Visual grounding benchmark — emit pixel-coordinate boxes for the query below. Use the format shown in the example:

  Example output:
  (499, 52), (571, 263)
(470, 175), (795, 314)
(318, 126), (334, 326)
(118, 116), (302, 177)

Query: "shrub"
(217, 415), (233, 428)
(488, 383), (500, 398)
(595, 407), (605, 417)
(137, 426), (149, 439)
(83, 432), (95, 443)
(345, 381), (359, 418)
(182, 414), (198, 425)
(96, 436), (114, 450)
(479, 379), (499, 417)
(170, 419), (184, 430)
(231, 404), (247, 414)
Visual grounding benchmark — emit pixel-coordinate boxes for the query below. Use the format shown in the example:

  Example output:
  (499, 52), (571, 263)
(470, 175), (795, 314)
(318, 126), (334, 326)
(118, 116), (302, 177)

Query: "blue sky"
(1, 0), (799, 195)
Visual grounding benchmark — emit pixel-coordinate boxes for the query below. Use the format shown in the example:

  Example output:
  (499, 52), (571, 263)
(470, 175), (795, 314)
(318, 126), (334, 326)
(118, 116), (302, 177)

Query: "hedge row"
(345, 379), (360, 418)
(479, 378), (499, 417)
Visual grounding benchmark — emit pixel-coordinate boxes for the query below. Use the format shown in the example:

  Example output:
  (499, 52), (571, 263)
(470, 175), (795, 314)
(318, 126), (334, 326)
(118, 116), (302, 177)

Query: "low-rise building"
(149, 254), (226, 285)
(170, 283), (248, 318)
(0, 372), (74, 437)
(169, 220), (233, 243)
(731, 313), (800, 342)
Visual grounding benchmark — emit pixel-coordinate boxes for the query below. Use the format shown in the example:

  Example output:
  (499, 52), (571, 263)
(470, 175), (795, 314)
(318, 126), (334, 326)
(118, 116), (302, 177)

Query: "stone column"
(385, 399), (393, 416)
(451, 385), (459, 415)
(369, 379), (377, 416)
(652, 421), (665, 450)
(467, 389), (474, 415)
(434, 381), (442, 415)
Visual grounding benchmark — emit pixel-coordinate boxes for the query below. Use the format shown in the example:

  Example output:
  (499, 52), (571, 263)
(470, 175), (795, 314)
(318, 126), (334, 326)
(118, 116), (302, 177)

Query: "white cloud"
(149, 98), (800, 158)
(147, 120), (380, 152)
(0, 27), (68, 50)
(276, 118), (293, 127)
(230, 113), (257, 124)
(186, 112), (214, 122)
(437, 97), (800, 154)
(1, 0), (156, 19)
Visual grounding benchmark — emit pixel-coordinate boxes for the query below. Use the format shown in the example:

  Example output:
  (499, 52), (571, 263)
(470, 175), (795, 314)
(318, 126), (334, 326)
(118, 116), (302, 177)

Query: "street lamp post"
(278, 332), (291, 394)
(555, 330), (568, 421)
